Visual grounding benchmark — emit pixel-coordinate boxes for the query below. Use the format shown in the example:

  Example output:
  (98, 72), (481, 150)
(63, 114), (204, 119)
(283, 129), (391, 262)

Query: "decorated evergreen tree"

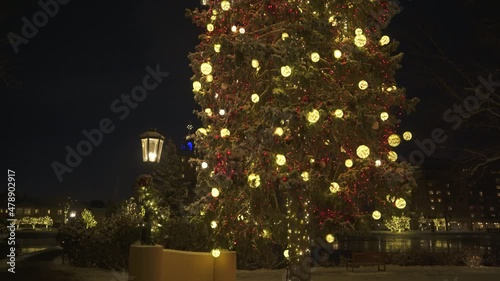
(188, 0), (417, 278)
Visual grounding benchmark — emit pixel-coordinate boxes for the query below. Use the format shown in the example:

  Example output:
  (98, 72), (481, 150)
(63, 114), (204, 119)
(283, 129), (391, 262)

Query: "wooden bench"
(345, 252), (386, 272)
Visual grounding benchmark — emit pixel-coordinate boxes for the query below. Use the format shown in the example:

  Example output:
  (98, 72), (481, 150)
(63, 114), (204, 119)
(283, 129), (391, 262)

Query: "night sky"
(2, 0), (497, 202)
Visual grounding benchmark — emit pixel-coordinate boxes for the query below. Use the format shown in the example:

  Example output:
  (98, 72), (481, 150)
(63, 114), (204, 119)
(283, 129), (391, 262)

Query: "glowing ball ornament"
(219, 109), (225, 116)
(206, 74), (213, 82)
(207, 24), (214, 32)
(310, 52), (320, 62)
(355, 28), (363, 35)
(239, 27), (245, 34)
(211, 188), (220, 198)
(333, 49), (342, 59)
(251, 94), (259, 103)
(329, 182), (341, 193)
(301, 171), (310, 182)
(274, 127), (284, 136)
(276, 154), (286, 166)
(210, 221), (217, 228)
(214, 44), (221, 53)
(282, 33), (289, 40)
(231, 25), (237, 33)
(379, 35), (390, 46)
(388, 134), (401, 147)
(356, 145), (370, 159)
(201, 162), (208, 169)
(247, 173), (261, 188)
(387, 151), (398, 162)
(358, 80), (368, 90)
(345, 159), (353, 168)
(251, 59), (259, 68)
(221, 0), (230, 11)
(354, 34), (367, 47)
(197, 128), (208, 136)
(375, 159), (382, 167)
(395, 198), (407, 209)
(380, 112), (389, 121)
(326, 234), (335, 243)
(334, 109), (343, 118)
(283, 249), (290, 258)
(200, 62), (212, 75)
(220, 128), (230, 138)
(211, 249), (221, 258)
(205, 108), (213, 116)
(372, 210), (381, 220)
(193, 81), (202, 92)
(403, 131), (413, 141)
(281, 66), (292, 77)
(307, 109), (320, 123)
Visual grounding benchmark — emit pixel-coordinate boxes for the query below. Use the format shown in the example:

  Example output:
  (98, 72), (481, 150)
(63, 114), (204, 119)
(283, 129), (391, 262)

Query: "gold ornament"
(358, 80), (368, 90)
(356, 145), (370, 159)
(388, 134), (401, 147)
(307, 109), (320, 123)
(276, 154), (286, 166)
(220, 128), (230, 138)
(281, 66), (292, 77)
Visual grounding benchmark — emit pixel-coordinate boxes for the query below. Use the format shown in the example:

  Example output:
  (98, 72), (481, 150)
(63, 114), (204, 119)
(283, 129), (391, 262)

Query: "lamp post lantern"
(140, 129), (165, 163)
(138, 128), (164, 245)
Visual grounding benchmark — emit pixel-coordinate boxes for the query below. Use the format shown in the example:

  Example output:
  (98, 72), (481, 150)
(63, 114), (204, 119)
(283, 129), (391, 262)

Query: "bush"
(57, 198), (142, 269)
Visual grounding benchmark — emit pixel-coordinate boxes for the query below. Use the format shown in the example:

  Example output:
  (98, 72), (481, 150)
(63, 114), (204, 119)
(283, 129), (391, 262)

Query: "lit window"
(0, 209), (2, 214)
(16, 208), (23, 214)
(496, 185), (500, 190)
(47, 210), (51, 214)
(446, 191), (451, 196)
(35, 209), (39, 214)
(431, 206), (435, 210)
(446, 184), (450, 187)
(436, 191), (441, 195)
(430, 199), (434, 203)
(448, 206), (452, 211)
(57, 210), (62, 215)
(25, 209), (31, 215)
(479, 192), (483, 197)
(497, 193), (500, 197)
(437, 198), (442, 203)
(429, 191), (434, 195)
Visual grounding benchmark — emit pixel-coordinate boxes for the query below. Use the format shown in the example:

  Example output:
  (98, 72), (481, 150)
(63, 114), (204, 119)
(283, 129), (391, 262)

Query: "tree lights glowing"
(188, 0), (417, 275)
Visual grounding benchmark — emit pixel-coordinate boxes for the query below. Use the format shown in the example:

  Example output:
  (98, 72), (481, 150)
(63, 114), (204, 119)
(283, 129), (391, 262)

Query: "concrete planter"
(129, 244), (236, 281)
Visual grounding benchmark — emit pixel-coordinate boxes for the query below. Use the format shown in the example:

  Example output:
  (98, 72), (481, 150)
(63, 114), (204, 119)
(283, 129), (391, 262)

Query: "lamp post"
(139, 128), (165, 245)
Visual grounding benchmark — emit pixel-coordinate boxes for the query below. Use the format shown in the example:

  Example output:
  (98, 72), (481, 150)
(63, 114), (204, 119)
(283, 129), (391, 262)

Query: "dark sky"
(2, 0), (496, 202)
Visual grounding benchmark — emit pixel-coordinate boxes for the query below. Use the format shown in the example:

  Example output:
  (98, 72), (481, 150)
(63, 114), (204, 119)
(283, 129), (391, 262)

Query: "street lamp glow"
(140, 129), (165, 163)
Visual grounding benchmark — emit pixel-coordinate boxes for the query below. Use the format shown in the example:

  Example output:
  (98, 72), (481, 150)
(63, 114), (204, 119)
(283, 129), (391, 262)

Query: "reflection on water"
(335, 233), (500, 254)
(21, 247), (48, 254)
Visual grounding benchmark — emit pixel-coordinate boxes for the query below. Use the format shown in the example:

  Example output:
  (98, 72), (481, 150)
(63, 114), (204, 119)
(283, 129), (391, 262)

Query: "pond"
(332, 231), (500, 254)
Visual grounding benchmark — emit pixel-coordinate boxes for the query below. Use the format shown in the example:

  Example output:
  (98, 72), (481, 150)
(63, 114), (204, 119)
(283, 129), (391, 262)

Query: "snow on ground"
(55, 263), (500, 281)
(2, 249), (500, 281)
(236, 266), (500, 281)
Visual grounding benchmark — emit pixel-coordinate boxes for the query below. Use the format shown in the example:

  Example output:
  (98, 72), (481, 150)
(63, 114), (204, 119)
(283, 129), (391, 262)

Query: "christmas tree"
(188, 0), (417, 277)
